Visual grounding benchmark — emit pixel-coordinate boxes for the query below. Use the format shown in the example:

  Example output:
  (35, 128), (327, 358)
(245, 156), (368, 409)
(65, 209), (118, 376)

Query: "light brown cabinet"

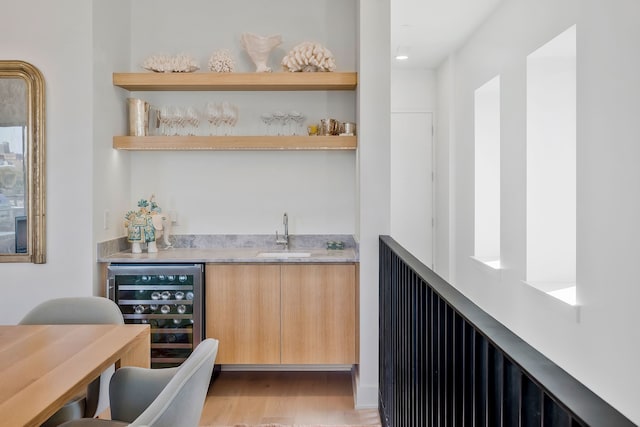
(205, 263), (357, 365)
(281, 264), (356, 364)
(205, 264), (280, 364)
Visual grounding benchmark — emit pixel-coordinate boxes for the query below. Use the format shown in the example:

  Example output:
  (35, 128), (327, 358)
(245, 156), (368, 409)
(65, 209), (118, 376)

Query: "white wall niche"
(525, 24), (577, 305)
(473, 75), (501, 270)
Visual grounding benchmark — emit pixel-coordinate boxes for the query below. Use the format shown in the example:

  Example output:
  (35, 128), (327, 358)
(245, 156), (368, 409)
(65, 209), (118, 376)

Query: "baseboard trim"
(352, 367), (379, 409)
(220, 364), (353, 372)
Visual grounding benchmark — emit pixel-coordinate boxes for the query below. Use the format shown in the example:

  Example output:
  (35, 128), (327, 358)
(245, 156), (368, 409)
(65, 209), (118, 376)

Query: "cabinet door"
(206, 264), (280, 364)
(281, 264), (356, 364)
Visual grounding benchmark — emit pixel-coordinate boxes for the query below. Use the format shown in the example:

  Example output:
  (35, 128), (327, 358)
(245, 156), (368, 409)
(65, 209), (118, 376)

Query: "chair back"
(20, 297), (124, 325)
(19, 296), (124, 419)
(130, 338), (218, 427)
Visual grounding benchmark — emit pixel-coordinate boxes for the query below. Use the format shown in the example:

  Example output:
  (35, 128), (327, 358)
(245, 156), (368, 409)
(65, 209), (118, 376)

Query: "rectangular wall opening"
(474, 75), (501, 269)
(526, 25), (577, 305)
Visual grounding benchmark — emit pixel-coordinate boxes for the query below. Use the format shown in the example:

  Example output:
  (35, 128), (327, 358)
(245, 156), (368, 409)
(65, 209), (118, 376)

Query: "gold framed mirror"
(0, 61), (45, 263)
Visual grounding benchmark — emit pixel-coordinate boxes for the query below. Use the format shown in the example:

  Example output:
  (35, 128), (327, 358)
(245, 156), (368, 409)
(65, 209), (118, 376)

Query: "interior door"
(390, 111), (434, 268)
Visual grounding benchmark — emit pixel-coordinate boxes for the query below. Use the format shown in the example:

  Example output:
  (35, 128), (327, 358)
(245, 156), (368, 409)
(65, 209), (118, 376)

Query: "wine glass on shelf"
(185, 106), (199, 136)
(261, 112), (274, 136)
(289, 111), (305, 135)
(230, 104), (239, 134)
(272, 111), (286, 135)
(205, 102), (220, 136)
(171, 106), (185, 136)
(282, 113), (292, 135)
(221, 101), (237, 135)
(159, 106), (171, 135)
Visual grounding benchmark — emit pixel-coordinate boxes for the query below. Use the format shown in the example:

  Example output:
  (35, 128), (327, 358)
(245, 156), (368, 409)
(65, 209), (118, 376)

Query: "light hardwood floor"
(199, 371), (381, 426)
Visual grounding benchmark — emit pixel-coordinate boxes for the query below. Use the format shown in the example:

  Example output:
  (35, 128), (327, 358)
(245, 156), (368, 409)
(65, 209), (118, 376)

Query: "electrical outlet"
(103, 210), (110, 230)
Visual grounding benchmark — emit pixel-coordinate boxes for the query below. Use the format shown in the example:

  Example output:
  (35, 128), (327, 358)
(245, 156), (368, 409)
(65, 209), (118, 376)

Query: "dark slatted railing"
(378, 235), (634, 427)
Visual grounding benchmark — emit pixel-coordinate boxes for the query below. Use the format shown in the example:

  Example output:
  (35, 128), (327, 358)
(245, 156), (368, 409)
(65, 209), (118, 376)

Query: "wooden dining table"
(0, 323), (150, 427)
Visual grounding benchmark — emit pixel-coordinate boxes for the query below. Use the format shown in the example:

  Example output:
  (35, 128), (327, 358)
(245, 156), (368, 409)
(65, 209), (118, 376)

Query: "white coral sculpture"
(142, 53), (199, 73)
(208, 49), (236, 73)
(240, 33), (282, 72)
(281, 42), (336, 72)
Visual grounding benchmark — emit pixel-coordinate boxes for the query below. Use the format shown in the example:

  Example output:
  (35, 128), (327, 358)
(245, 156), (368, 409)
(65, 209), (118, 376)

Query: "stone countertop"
(97, 234), (359, 264)
(100, 246), (358, 263)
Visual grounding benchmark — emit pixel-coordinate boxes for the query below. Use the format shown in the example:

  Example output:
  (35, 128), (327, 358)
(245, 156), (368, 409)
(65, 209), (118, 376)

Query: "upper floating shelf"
(112, 72), (358, 91)
(113, 135), (357, 151)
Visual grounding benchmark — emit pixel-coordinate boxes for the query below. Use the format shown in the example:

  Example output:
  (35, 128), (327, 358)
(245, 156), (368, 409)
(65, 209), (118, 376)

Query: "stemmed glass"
(261, 113), (274, 135)
(230, 104), (239, 134)
(159, 106), (172, 135)
(272, 111), (287, 135)
(185, 106), (199, 136)
(171, 106), (185, 136)
(289, 111), (305, 135)
(220, 101), (238, 135)
(205, 102), (221, 135)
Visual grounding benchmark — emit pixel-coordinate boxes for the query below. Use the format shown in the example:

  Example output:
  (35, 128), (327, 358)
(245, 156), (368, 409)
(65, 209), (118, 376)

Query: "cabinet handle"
(107, 278), (115, 301)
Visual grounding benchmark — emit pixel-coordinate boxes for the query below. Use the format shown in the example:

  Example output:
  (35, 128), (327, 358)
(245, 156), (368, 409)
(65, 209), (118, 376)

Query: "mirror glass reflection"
(0, 78), (27, 254)
(0, 61), (45, 263)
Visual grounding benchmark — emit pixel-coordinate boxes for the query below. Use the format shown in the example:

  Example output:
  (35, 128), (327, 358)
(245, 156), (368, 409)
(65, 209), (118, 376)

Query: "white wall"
(437, 0), (640, 422)
(126, 0), (357, 236)
(92, 0), (132, 294)
(389, 69), (436, 267)
(356, 0), (390, 408)
(435, 59), (453, 281)
(391, 68), (436, 112)
(390, 112), (433, 267)
(0, 0), (96, 323)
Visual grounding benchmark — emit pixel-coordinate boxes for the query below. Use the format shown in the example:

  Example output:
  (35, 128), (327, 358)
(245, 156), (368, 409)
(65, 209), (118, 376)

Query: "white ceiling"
(391, 0), (503, 69)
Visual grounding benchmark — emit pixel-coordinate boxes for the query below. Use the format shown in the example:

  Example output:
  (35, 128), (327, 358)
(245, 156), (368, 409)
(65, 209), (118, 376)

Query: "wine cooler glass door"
(107, 264), (203, 367)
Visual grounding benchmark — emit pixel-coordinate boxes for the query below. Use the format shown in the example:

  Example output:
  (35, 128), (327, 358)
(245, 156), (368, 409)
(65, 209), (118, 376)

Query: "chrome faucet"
(275, 212), (289, 250)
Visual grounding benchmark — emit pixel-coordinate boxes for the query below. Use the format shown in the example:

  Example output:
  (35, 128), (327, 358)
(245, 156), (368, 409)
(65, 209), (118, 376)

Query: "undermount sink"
(256, 251), (311, 258)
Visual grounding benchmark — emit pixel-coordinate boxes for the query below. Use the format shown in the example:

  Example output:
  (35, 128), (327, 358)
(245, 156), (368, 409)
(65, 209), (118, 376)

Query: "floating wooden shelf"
(113, 135), (357, 151)
(113, 72), (357, 91)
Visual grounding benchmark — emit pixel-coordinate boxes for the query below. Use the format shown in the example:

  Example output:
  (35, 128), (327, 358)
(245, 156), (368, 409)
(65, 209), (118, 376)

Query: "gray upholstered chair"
(59, 338), (219, 427)
(20, 296), (125, 426)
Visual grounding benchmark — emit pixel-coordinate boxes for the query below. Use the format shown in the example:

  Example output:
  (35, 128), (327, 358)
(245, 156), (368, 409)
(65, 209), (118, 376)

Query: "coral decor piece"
(208, 49), (236, 73)
(240, 33), (283, 72)
(281, 41), (336, 72)
(142, 53), (199, 73)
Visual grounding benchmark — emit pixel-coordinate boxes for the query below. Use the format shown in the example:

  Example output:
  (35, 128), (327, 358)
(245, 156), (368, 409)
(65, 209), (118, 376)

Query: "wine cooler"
(107, 263), (204, 368)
